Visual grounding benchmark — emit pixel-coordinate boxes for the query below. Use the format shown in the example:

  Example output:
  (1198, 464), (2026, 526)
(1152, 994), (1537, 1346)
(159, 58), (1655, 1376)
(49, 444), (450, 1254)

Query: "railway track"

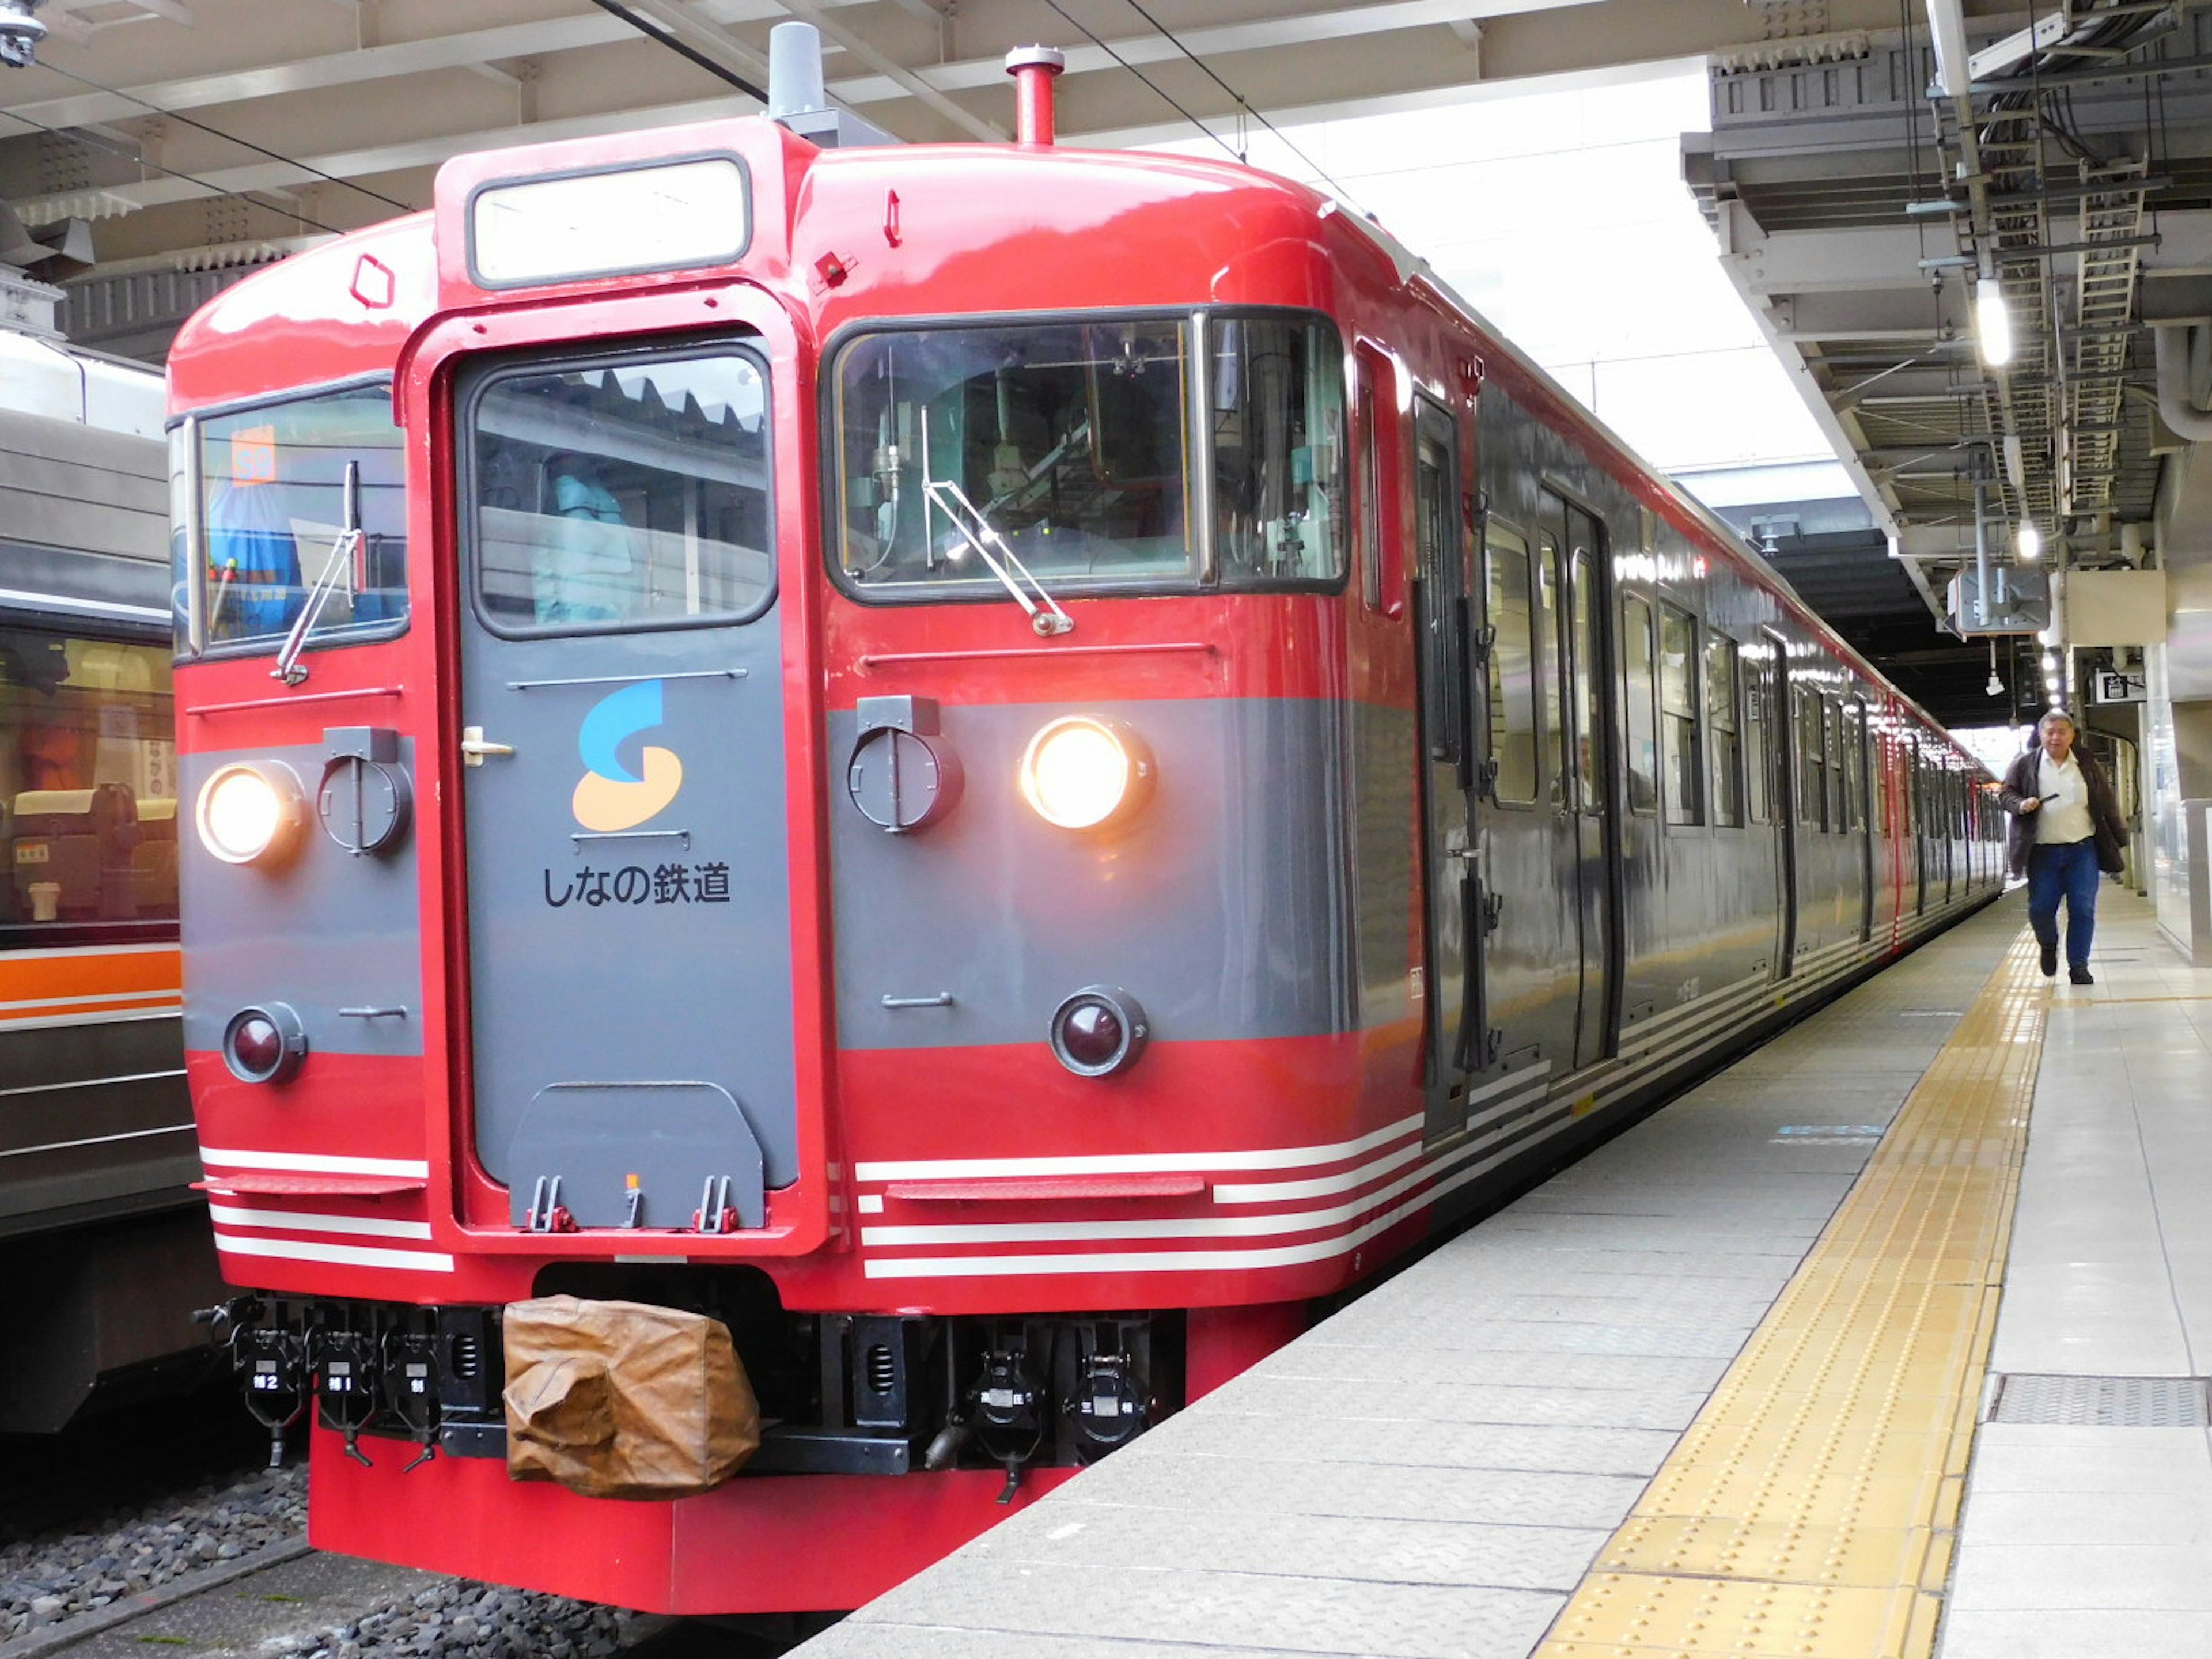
(0, 1403), (826, 1659)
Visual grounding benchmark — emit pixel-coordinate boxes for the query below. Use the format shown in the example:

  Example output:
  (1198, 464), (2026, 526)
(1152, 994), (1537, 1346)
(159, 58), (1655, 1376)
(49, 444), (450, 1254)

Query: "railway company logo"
(573, 680), (684, 833)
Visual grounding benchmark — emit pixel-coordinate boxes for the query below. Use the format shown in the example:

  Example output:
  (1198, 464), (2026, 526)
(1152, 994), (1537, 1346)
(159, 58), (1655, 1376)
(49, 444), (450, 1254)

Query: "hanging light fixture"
(1986, 639), (2003, 698)
(1976, 272), (2014, 367)
(2017, 521), (2042, 560)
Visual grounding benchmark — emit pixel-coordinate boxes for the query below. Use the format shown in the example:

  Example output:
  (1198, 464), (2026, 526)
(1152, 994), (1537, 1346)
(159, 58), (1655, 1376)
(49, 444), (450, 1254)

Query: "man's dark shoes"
(2040, 942), (2058, 976)
(2070, 964), (2094, 985)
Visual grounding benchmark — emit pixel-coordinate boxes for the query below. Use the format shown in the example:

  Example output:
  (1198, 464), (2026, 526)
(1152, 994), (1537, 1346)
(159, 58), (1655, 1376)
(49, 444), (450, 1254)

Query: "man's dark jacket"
(1997, 745), (2129, 880)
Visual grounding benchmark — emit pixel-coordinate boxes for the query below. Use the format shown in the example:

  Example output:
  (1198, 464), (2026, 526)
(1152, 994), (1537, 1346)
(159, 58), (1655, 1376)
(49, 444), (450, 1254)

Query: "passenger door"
(452, 344), (794, 1231)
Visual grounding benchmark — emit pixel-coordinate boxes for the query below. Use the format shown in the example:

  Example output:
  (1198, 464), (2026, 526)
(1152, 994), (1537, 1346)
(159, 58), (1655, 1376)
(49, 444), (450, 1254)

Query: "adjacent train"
(1, 319), (225, 1430)
(166, 47), (2003, 1615)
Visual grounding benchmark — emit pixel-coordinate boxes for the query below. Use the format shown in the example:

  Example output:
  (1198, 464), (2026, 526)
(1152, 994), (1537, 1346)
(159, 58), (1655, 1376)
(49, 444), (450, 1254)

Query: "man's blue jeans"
(2027, 838), (2100, 967)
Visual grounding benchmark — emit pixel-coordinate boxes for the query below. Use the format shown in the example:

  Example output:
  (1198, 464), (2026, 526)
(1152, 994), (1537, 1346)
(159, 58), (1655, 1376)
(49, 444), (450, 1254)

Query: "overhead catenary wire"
(1112, 0), (1356, 206)
(1036, 0), (1241, 164)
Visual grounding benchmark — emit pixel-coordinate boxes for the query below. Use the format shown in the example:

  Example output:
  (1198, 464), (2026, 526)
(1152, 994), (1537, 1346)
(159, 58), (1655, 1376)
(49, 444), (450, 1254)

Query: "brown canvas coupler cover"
(503, 1295), (760, 1499)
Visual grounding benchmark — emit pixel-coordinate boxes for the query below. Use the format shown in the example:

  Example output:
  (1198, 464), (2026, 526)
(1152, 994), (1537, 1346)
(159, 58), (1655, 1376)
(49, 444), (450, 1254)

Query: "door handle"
(461, 726), (515, 767)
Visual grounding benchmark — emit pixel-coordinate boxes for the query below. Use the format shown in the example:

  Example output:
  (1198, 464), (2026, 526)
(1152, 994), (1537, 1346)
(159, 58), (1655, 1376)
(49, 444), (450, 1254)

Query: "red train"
(168, 46), (2002, 1613)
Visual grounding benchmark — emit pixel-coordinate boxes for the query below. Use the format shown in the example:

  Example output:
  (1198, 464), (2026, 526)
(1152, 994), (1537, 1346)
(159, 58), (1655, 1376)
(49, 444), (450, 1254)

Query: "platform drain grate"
(1987, 1372), (2210, 1427)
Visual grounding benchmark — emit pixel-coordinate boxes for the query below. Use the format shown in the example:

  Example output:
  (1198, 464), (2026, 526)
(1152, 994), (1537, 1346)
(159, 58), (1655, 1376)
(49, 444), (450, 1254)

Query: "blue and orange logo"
(573, 680), (683, 832)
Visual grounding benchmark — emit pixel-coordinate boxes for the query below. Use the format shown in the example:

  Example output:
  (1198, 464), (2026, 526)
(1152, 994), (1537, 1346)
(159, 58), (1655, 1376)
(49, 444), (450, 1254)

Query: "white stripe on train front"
(199, 1147), (430, 1177)
(862, 1083), (1560, 1275)
(861, 1108), (1566, 1279)
(213, 1233), (454, 1273)
(853, 1111), (1425, 1185)
(207, 1203), (434, 1241)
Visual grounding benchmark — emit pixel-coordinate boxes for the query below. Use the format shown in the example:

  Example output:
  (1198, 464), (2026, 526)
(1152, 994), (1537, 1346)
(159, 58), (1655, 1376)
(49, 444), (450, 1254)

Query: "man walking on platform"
(1999, 708), (2129, 985)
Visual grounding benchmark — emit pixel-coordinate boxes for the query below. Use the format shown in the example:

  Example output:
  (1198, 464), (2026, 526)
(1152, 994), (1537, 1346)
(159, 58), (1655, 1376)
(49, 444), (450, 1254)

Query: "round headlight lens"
(1019, 717), (1152, 831)
(196, 763), (303, 865)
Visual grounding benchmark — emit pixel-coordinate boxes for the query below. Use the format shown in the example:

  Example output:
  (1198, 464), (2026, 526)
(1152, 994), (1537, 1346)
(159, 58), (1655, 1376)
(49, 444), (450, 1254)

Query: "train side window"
(1355, 350), (1398, 613)
(0, 630), (176, 934)
(1620, 593), (1658, 815)
(1484, 524), (1537, 804)
(1414, 416), (1463, 764)
(471, 350), (773, 634)
(1824, 696), (1846, 834)
(185, 381), (407, 657)
(1743, 643), (1772, 825)
(1659, 602), (1700, 826)
(1872, 724), (1889, 836)
(1705, 634), (1743, 828)
(1536, 533), (1565, 806)
(1213, 315), (1348, 585)
(1843, 700), (1868, 831)
(1794, 686), (1826, 830)
(1569, 544), (1603, 817)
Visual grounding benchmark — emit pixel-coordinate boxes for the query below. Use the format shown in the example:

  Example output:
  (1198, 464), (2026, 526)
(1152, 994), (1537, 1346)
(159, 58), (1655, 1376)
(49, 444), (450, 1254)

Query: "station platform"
(790, 889), (2212, 1659)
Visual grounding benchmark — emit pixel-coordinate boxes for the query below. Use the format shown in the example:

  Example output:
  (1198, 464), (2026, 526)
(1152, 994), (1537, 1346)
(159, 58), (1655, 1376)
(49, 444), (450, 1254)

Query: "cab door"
(452, 343), (794, 1231)
(1412, 400), (1474, 1138)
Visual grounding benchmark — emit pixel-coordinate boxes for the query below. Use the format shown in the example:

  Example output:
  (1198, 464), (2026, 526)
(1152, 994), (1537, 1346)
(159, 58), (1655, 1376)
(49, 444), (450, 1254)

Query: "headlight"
(195, 762), (305, 865)
(1018, 717), (1154, 831)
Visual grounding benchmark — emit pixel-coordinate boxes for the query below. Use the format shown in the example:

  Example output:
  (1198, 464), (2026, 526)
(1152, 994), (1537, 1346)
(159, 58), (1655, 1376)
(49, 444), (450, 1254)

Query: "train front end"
(172, 106), (1406, 1613)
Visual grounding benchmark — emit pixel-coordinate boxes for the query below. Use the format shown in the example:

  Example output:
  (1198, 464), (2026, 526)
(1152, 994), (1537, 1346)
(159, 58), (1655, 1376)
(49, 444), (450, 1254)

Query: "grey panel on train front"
(457, 623), (796, 1225)
(828, 696), (1356, 1051)
(179, 740), (424, 1060)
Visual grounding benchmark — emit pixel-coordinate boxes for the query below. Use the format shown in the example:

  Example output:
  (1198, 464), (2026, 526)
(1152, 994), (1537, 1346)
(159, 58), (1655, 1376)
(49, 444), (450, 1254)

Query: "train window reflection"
(1, 630), (175, 934)
(1824, 695), (1846, 834)
(832, 317), (1195, 596)
(469, 351), (773, 634)
(1843, 701), (1868, 831)
(1660, 603), (1700, 827)
(1536, 537), (1565, 808)
(185, 384), (406, 656)
(1569, 547), (1601, 817)
(1484, 527), (1535, 804)
(1744, 645), (1772, 825)
(1705, 635), (1742, 828)
(1211, 316), (1346, 585)
(1620, 593), (1657, 815)
(1795, 686), (1827, 829)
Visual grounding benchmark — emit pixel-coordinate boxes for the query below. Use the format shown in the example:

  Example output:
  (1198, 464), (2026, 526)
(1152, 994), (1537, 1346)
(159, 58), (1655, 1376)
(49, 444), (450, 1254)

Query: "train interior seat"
(9, 782), (142, 920)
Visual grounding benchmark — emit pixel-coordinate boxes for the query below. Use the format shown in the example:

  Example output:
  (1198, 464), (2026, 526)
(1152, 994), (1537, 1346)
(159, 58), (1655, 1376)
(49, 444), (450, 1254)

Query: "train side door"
(450, 345), (796, 1232)
(1550, 493), (1616, 1071)
(1412, 399), (1472, 1138)
(1759, 633), (1797, 976)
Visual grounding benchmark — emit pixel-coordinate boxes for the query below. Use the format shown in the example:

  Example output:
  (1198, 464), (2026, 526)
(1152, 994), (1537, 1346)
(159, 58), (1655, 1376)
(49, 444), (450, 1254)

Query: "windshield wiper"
(922, 477), (1073, 637)
(273, 460), (363, 686)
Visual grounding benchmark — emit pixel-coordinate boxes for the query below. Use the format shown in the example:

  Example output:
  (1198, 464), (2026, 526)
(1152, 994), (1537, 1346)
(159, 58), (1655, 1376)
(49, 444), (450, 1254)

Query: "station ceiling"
(1, 0), (2188, 731)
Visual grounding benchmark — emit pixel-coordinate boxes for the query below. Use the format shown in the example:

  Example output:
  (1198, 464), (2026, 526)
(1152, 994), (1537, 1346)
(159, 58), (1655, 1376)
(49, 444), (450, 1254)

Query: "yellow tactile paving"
(1533, 935), (2047, 1659)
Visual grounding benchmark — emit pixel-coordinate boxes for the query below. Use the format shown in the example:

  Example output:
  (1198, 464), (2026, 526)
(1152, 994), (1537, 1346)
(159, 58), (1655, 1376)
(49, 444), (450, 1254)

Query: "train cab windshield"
(829, 311), (1346, 599)
(175, 381), (407, 657)
(464, 349), (774, 634)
